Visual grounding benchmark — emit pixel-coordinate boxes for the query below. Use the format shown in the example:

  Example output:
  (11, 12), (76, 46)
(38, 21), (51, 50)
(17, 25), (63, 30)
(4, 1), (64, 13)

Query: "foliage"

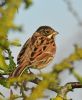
(0, 0), (82, 100)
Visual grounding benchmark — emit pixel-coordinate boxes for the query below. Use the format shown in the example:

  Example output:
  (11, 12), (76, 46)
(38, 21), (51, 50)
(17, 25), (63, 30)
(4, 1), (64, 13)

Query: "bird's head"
(36, 26), (59, 39)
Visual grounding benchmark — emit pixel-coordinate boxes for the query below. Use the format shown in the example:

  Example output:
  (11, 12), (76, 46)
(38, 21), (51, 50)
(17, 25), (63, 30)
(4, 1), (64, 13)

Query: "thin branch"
(56, 82), (82, 99)
(31, 76), (82, 93)
(69, 82), (82, 89)
(63, 0), (82, 26)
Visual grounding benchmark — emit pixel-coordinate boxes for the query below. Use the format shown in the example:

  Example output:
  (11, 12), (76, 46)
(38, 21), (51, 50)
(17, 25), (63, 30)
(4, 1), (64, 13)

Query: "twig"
(63, 0), (82, 26)
(57, 82), (82, 99)
(70, 82), (82, 89)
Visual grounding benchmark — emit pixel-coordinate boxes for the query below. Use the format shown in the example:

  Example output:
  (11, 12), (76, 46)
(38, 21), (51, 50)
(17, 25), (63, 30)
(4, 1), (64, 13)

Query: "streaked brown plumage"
(10, 26), (58, 77)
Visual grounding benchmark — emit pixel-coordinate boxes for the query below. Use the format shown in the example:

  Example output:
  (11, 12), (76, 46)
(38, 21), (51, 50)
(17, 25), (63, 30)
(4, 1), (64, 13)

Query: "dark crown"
(36, 26), (55, 32)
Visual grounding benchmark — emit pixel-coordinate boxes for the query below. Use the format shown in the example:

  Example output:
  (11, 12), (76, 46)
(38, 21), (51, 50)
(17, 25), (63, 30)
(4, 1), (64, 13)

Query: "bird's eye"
(45, 31), (48, 34)
(44, 30), (49, 35)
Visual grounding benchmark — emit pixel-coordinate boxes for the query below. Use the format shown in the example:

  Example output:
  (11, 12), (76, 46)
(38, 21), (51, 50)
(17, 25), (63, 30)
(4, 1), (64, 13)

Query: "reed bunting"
(10, 26), (58, 77)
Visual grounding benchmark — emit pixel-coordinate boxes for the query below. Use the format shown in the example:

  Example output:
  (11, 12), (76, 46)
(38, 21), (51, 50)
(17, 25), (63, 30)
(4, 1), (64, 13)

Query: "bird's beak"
(47, 34), (53, 39)
(53, 31), (59, 35)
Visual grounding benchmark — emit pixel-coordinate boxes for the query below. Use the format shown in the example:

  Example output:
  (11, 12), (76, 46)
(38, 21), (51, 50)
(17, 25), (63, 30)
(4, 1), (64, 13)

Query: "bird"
(10, 26), (58, 77)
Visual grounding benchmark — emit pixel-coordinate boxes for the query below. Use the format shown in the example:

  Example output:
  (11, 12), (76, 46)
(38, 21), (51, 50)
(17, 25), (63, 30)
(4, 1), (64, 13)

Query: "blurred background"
(1, 0), (82, 100)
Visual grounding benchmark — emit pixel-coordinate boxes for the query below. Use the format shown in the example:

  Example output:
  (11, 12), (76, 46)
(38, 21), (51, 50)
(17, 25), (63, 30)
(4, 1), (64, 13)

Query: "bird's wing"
(17, 38), (31, 66)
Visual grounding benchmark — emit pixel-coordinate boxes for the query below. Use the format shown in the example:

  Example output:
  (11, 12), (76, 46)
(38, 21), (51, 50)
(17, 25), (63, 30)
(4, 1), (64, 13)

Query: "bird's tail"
(9, 65), (28, 78)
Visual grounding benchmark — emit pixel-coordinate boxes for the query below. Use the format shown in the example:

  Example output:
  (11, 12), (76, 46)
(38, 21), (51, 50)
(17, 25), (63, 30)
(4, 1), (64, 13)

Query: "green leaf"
(24, 0), (32, 8)
(9, 39), (21, 47)
(0, 48), (8, 71)
(0, 77), (8, 88)
(6, 48), (16, 72)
